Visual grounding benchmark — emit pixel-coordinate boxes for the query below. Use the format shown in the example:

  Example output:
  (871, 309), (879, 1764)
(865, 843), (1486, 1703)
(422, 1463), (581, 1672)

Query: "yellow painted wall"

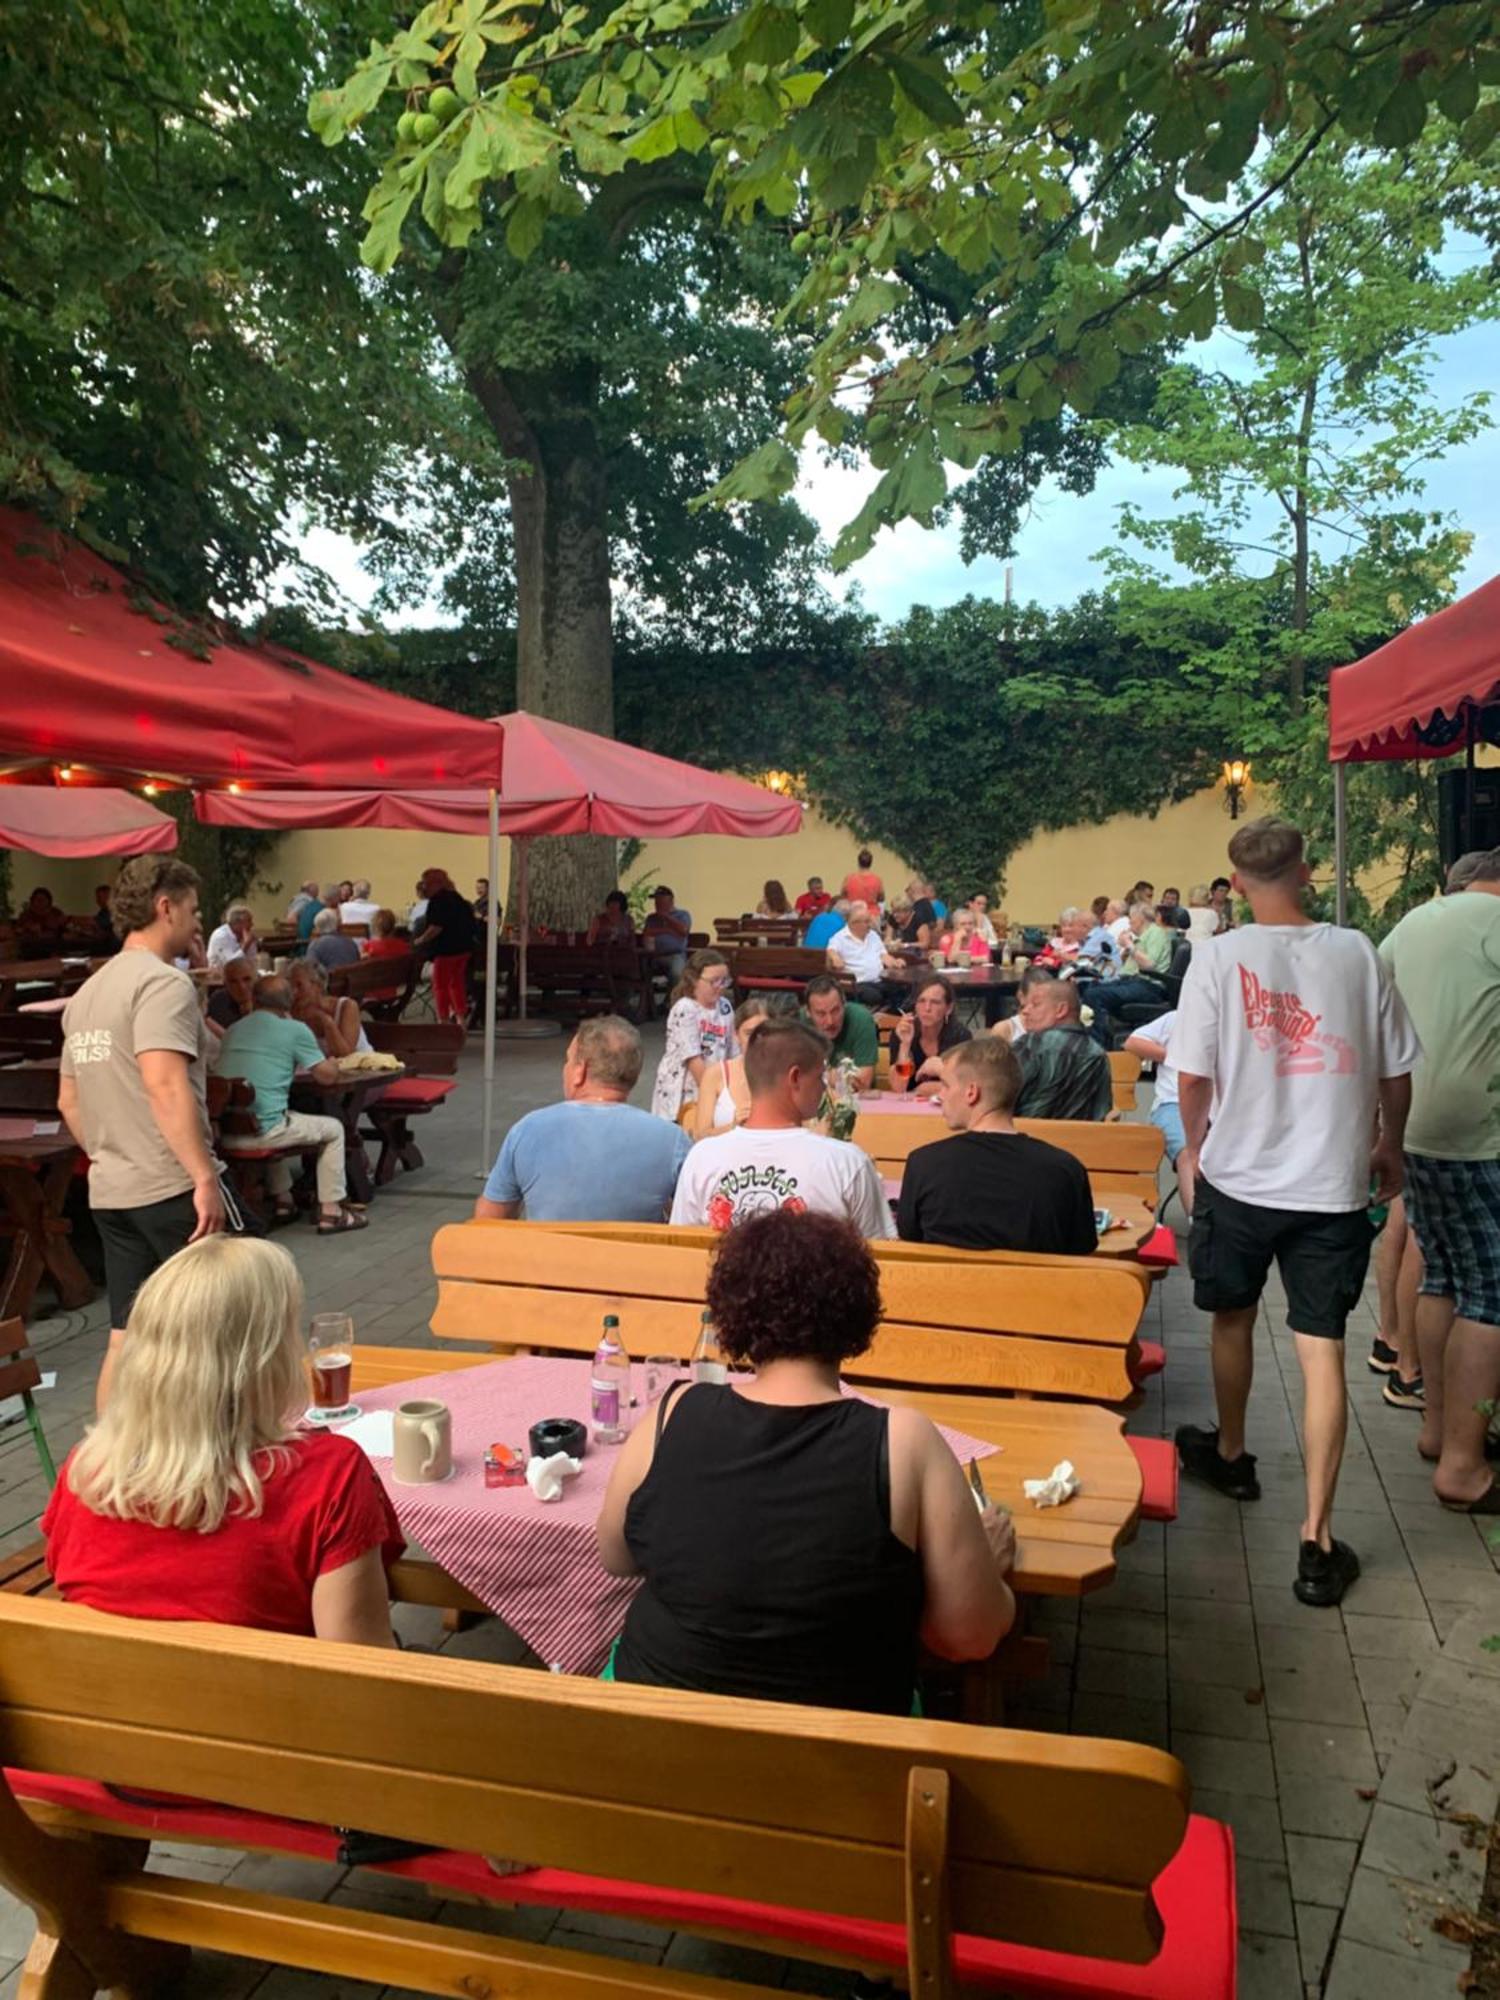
(239, 783), (1253, 929)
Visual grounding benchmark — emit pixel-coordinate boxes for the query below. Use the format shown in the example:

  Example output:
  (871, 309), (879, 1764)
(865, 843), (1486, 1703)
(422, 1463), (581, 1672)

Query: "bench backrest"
(0, 1064), (59, 1115)
(853, 1114), (1164, 1198)
(328, 952), (415, 1013)
(431, 1220), (1148, 1400)
(0, 1593), (1187, 1995)
(1107, 1050), (1141, 1113)
(724, 945), (844, 990)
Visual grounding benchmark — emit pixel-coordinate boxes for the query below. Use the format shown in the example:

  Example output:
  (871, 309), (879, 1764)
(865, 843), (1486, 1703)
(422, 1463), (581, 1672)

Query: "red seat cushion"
(1128, 1436), (1179, 1523)
(7, 1773), (1234, 2000)
(371, 1078), (455, 1108)
(1138, 1225), (1179, 1269)
(1132, 1339), (1166, 1382)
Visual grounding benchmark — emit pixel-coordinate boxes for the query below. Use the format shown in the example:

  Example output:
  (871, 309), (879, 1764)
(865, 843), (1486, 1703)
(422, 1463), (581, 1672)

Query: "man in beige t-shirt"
(58, 856), (222, 1405)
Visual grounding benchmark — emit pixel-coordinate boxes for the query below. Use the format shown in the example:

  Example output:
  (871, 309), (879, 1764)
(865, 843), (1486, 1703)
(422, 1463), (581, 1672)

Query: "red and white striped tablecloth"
(353, 1356), (1000, 1677)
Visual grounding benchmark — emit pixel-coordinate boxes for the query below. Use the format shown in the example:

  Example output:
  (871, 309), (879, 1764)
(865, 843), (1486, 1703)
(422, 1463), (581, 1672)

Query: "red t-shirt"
(795, 892), (830, 916)
(42, 1432), (405, 1637)
(363, 936), (409, 960)
(842, 871), (884, 906)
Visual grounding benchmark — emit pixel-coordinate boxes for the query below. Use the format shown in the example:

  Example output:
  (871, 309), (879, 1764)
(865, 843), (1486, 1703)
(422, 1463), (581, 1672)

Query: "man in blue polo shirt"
(476, 1016), (691, 1222)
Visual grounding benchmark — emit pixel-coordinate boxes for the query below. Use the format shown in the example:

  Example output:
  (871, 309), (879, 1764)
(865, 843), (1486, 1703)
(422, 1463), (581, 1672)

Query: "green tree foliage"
(1098, 135), (1497, 928)
(0, 0), (465, 612)
(318, 0), (1500, 565)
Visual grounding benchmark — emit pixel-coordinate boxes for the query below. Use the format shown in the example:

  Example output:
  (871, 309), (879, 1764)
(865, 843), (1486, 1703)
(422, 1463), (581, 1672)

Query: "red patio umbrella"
(0, 510), (505, 792)
(0, 787), (176, 858)
(1327, 576), (1500, 918)
(197, 710), (804, 1164)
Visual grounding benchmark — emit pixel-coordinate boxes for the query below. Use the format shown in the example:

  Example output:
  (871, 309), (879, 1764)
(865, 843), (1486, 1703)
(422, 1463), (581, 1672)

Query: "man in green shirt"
(803, 975), (879, 1090)
(1080, 902), (1174, 1047)
(217, 978), (367, 1234)
(1379, 852), (1500, 1514)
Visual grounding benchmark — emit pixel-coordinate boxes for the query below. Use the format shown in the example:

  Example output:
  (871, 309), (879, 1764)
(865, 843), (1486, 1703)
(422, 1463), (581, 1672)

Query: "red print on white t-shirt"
(1238, 968), (1356, 1076)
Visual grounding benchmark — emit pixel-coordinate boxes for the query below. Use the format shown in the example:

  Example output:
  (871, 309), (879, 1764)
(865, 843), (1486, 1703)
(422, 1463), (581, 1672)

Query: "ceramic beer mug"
(393, 1399), (452, 1484)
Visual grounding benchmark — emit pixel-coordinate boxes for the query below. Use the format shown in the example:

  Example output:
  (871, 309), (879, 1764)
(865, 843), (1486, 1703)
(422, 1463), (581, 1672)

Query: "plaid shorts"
(1403, 1153), (1500, 1329)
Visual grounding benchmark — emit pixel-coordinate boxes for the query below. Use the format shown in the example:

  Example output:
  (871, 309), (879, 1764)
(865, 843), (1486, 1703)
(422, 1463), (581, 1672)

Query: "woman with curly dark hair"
(596, 1209), (1015, 1713)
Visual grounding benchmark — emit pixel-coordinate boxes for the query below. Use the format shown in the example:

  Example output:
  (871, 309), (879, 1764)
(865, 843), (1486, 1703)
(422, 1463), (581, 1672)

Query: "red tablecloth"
(351, 1356), (999, 1674)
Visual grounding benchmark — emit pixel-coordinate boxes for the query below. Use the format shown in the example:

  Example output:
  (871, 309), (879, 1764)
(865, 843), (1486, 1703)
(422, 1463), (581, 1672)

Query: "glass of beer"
(309, 1313), (355, 1412)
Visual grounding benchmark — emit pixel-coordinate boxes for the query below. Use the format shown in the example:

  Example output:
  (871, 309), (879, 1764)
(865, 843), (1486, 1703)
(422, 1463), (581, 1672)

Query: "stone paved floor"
(0, 1027), (1495, 1997)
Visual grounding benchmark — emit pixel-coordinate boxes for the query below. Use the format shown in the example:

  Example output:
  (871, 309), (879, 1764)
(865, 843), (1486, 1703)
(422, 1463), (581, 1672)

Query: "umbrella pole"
(494, 831), (559, 1040)
(1333, 760), (1349, 927)
(479, 789), (500, 1178)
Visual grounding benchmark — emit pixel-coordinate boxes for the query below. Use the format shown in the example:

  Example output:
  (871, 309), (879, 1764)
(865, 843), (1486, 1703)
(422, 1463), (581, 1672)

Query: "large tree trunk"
(463, 361), (619, 928)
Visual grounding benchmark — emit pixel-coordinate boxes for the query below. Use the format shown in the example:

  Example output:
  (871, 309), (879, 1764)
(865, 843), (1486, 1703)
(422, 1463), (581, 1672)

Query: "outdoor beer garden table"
(288, 1063), (405, 1207)
(881, 961), (1019, 1027)
(0, 959), (90, 1003)
(347, 1346), (1143, 1690)
(0, 1119), (93, 1320)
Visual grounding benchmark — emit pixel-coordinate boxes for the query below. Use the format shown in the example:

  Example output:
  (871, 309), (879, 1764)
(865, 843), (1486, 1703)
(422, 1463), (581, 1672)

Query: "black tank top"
(612, 1383), (923, 1715)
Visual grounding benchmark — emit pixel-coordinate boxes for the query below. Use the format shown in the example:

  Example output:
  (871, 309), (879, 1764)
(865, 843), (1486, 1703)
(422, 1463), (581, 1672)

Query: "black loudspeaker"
(1437, 768), (1500, 868)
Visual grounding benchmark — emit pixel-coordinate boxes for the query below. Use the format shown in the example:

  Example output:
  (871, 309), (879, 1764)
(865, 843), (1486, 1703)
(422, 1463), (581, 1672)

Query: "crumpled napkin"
(526, 1453), (582, 1502)
(1022, 1460), (1079, 1508)
(337, 1051), (402, 1072)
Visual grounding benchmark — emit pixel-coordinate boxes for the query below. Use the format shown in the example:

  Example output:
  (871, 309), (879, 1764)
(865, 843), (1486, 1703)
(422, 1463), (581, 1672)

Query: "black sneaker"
(1382, 1371), (1425, 1410)
(1174, 1423), (1261, 1500)
(1293, 1539), (1361, 1607)
(1368, 1338), (1398, 1374)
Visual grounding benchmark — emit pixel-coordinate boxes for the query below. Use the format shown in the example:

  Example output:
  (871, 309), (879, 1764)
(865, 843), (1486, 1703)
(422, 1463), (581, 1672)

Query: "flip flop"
(1438, 1482), (1500, 1515)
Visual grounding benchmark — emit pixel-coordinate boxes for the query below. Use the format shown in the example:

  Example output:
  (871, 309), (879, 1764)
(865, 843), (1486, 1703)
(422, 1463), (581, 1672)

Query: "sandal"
(316, 1209), (369, 1235)
(1438, 1481), (1500, 1515)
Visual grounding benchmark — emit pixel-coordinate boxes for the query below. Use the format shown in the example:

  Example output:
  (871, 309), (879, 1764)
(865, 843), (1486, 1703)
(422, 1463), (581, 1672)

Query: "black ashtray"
(529, 1417), (587, 1461)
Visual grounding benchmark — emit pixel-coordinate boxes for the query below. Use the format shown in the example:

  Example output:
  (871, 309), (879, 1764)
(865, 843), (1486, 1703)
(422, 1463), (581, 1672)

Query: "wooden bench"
(855, 1115), (1165, 1204)
(0, 1066), (60, 1117)
(432, 1220), (1150, 1402)
(0, 1593), (1234, 2000)
(1108, 1049), (1142, 1114)
(510, 942), (651, 1022)
(210, 1077), (325, 1222)
(327, 951), (417, 1020)
(0, 1014), (63, 1061)
(359, 1022), (464, 1185)
(722, 945), (847, 997)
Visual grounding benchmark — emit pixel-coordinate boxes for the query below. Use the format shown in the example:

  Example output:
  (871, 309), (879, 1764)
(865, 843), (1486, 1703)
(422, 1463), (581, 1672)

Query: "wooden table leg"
(0, 1161), (93, 1318)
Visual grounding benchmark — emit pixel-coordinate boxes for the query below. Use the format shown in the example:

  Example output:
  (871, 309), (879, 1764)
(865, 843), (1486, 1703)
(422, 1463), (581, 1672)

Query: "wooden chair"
(431, 1220), (1150, 1402)
(360, 1022), (464, 1185)
(854, 1115), (1165, 1203)
(0, 1592), (1235, 2000)
(0, 1318), (55, 1486)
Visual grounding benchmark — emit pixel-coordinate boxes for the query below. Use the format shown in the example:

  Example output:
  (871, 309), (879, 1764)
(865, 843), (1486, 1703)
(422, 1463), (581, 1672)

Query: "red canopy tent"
(0, 788), (176, 858)
(197, 710), (804, 1164)
(0, 510), (505, 792)
(1327, 575), (1500, 918)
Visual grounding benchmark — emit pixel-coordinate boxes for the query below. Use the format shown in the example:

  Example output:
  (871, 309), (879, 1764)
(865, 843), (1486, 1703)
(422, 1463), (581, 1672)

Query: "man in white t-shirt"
(1123, 1010), (1193, 1219)
(825, 901), (901, 1006)
(339, 879), (381, 928)
(1172, 817), (1419, 1609)
(671, 1018), (895, 1238)
(205, 903), (259, 976)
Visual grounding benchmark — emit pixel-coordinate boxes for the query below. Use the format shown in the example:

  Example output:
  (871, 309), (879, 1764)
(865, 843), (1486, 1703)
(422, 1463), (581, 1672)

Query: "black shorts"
(1188, 1176), (1372, 1340)
(94, 1191), (200, 1330)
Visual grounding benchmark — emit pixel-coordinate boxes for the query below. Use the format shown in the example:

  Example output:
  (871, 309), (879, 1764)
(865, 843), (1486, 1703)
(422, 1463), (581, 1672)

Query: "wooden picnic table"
(350, 1345), (1142, 1602)
(0, 958), (90, 999)
(0, 1125), (93, 1320)
(289, 1063), (404, 1207)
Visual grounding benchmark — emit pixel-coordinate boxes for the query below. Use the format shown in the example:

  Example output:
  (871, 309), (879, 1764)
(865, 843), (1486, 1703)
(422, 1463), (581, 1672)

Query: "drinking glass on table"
(644, 1355), (679, 1404)
(309, 1313), (355, 1412)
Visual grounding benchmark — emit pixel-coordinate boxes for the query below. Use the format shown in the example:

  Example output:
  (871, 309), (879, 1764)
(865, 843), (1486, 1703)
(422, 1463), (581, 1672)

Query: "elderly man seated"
(307, 906), (361, 973)
(1079, 900), (1175, 1047)
(992, 973), (1112, 1121)
(897, 1038), (1097, 1254)
(206, 954), (256, 1033)
(206, 903), (258, 975)
(476, 1016), (691, 1223)
(825, 900), (902, 1006)
(217, 977), (366, 1233)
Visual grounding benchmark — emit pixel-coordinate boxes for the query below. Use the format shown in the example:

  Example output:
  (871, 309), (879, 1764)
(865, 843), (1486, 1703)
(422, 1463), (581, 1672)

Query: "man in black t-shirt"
(896, 1037), (1096, 1256)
